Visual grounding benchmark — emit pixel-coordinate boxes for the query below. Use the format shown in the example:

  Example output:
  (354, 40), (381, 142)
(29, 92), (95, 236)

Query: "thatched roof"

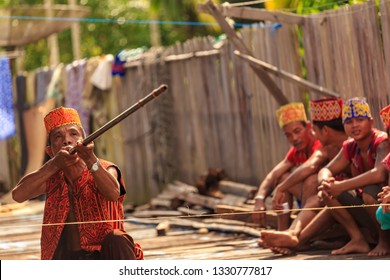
(0, 4), (90, 47)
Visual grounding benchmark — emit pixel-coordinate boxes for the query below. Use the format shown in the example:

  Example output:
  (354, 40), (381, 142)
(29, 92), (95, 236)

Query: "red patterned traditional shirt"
(382, 153), (390, 171)
(41, 160), (135, 260)
(342, 129), (388, 175)
(286, 139), (322, 167)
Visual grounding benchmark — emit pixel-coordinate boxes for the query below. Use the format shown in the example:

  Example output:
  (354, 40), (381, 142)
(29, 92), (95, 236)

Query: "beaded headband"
(309, 98), (343, 122)
(342, 98), (372, 124)
(380, 104), (390, 131)
(276, 102), (307, 128)
(44, 107), (82, 136)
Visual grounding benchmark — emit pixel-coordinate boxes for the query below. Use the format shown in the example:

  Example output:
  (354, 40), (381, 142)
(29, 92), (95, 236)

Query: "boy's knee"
(100, 229), (139, 260)
(362, 185), (382, 203)
(103, 229), (135, 248)
(321, 194), (333, 205)
(305, 194), (322, 208)
(303, 174), (318, 187)
(300, 175), (320, 201)
(362, 193), (377, 205)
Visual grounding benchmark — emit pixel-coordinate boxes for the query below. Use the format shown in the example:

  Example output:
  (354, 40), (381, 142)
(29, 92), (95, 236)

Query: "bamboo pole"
(234, 51), (339, 98)
(69, 0), (82, 60)
(44, 0), (60, 67)
(197, 4), (305, 25)
(200, 0), (289, 106)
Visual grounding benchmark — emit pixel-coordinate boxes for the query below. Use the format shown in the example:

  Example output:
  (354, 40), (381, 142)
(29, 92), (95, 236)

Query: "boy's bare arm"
(376, 140), (390, 165)
(255, 158), (294, 199)
(253, 159), (294, 226)
(321, 141), (390, 196)
(318, 148), (348, 183)
(276, 148), (327, 193)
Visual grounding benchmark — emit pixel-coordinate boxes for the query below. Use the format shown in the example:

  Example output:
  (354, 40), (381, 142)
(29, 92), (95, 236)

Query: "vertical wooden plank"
(167, 43), (195, 183)
(142, 61), (160, 199)
(217, 42), (239, 179)
(197, 37), (222, 169)
(241, 23), (302, 183)
(356, 2), (390, 124)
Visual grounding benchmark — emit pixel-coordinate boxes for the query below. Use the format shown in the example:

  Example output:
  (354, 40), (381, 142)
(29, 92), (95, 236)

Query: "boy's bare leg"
(277, 213), (291, 231)
(277, 174), (319, 231)
(369, 229), (390, 256)
(264, 207), (334, 255)
(261, 195), (322, 248)
(298, 208), (334, 246)
(277, 191), (293, 231)
(322, 197), (370, 255)
(363, 194), (390, 256)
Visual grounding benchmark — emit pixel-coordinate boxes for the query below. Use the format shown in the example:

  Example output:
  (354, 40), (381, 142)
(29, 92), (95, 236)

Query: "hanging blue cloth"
(0, 57), (16, 140)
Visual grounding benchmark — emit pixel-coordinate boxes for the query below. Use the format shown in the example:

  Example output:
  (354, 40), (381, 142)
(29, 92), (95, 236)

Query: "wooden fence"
(302, 1), (390, 125)
(98, 1), (390, 205)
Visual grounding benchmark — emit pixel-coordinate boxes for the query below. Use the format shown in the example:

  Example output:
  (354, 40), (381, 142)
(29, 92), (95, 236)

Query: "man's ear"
(322, 126), (329, 134)
(45, 146), (54, 158)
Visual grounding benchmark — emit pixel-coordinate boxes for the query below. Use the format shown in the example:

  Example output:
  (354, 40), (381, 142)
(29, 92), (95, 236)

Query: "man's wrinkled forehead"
(48, 124), (84, 141)
(282, 121), (306, 133)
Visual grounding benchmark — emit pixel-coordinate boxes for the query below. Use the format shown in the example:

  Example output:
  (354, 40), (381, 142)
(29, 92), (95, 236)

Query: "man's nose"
(351, 119), (359, 126)
(63, 136), (73, 146)
(292, 134), (299, 141)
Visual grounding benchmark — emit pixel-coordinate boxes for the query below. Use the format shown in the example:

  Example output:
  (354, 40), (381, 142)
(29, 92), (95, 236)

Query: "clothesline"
(0, 15), (260, 28)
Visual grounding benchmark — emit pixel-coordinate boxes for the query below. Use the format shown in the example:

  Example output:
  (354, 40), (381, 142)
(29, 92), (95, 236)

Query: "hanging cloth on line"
(65, 59), (91, 134)
(0, 57), (16, 140)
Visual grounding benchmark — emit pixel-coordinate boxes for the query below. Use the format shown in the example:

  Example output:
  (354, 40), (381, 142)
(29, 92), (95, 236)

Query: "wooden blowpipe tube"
(69, 84), (168, 154)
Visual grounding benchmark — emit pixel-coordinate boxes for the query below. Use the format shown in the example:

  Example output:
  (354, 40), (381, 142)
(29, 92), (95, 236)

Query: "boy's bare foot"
(258, 230), (277, 248)
(269, 246), (295, 255)
(257, 237), (268, 248)
(261, 230), (299, 248)
(368, 240), (390, 256)
(331, 239), (370, 255)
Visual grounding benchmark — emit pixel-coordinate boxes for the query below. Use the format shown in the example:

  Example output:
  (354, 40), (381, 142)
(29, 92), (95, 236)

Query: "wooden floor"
(1, 200), (389, 260)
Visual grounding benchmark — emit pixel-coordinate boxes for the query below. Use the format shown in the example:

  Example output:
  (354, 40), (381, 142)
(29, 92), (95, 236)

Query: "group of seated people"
(253, 97), (390, 256)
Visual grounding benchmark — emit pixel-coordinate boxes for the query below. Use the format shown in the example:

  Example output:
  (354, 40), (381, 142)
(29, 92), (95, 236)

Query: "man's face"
(312, 124), (327, 146)
(282, 121), (312, 151)
(343, 117), (373, 141)
(48, 124), (84, 154)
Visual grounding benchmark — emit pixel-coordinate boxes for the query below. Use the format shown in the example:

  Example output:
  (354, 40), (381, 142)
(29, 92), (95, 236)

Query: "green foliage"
(148, 0), (222, 45)
(75, 1), (151, 58)
(263, 0), (369, 14)
(1, 0), (370, 70)
(293, 0), (369, 14)
(0, 0), (224, 70)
